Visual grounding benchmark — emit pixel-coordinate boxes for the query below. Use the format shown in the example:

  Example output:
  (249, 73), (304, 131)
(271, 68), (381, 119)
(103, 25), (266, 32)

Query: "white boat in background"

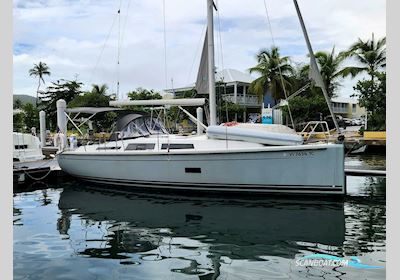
(57, 0), (346, 195)
(13, 132), (44, 162)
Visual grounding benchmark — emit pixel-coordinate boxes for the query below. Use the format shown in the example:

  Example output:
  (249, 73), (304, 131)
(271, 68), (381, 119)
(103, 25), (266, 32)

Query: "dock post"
(39, 110), (46, 147)
(56, 99), (67, 150)
(56, 99), (67, 134)
(197, 107), (204, 135)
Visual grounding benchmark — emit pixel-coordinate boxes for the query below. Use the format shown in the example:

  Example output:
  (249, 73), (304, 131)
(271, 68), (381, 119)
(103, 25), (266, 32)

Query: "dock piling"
(39, 110), (46, 147)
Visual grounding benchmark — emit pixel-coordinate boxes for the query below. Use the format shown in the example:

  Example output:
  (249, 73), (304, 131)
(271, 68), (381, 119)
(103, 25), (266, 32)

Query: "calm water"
(13, 155), (386, 280)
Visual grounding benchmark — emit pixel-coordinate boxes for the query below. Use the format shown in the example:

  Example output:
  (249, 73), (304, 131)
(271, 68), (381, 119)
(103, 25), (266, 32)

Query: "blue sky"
(13, 0), (386, 98)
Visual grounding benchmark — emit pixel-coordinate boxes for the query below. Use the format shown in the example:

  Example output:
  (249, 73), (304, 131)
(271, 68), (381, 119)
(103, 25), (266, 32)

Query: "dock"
(344, 168), (386, 177)
(304, 130), (386, 154)
(42, 146), (59, 159)
(13, 158), (65, 185)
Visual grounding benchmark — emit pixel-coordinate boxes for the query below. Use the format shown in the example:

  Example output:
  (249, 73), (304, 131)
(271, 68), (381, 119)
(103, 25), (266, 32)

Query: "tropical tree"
(68, 84), (116, 132)
(13, 98), (23, 109)
(13, 112), (25, 132)
(29, 62), (51, 106)
(22, 103), (39, 131)
(248, 46), (294, 103)
(302, 47), (360, 98)
(353, 71), (386, 131)
(40, 79), (83, 130)
(344, 34), (386, 80)
(69, 84), (111, 108)
(127, 87), (162, 100)
(91, 84), (109, 95)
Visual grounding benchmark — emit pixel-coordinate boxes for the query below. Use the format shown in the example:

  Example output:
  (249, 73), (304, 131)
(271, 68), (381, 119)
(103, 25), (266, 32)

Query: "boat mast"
(207, 0), (217, 125)
(292, 0), (340, 132)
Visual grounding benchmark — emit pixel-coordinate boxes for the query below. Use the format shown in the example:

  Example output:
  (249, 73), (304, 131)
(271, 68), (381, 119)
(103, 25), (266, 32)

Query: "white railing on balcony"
(222, 94), (260, 106)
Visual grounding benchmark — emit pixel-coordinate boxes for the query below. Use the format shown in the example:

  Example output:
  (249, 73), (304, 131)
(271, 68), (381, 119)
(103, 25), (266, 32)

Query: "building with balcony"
(165, 69), (366, 123)
(331, 97), (366, 119)
(165, 69), (260, 121)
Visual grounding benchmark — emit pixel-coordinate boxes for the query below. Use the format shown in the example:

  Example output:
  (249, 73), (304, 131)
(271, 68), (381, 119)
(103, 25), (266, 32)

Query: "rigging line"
(162, 0), (168, 90)
(89, 11), (118, 86)
(119, 0), (132, 100)
(117, 0), (123, 100)
(262, 0), (296, 130)
(215, 0), (225, 123)
(120, 0), (132, 51)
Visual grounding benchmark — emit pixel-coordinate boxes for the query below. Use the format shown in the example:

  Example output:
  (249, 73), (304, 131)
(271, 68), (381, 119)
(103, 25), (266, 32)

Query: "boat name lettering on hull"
(288, 151), (315, 157)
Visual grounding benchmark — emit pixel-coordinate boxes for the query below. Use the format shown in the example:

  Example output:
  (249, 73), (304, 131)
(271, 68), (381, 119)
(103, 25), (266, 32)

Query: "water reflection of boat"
(58, 185), (345, 262)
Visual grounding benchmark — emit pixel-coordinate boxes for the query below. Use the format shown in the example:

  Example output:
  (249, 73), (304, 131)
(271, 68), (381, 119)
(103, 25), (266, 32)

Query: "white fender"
(54, 133), (67, 150)
(53, 134), (59, 147)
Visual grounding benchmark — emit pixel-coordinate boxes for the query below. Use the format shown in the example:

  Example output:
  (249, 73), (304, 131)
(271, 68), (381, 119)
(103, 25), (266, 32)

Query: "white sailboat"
(57, 0), (345, 195)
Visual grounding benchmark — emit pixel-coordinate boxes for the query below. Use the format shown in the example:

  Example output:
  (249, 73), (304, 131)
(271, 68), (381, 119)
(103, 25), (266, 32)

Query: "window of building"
(237, 85), (244, 94)
(225, 85), (234, 94)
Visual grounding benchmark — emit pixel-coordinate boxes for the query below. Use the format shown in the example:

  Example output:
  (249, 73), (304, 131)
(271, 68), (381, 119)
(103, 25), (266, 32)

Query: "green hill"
(13, 94), (37, 106)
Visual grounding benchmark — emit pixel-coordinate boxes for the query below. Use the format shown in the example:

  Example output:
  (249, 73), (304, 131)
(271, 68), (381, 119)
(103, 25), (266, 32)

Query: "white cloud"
(13, 0), (386, 98)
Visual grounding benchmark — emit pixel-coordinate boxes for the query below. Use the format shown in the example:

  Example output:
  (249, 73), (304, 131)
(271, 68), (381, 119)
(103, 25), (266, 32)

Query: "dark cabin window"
(15, 145), (28, 150)
(161, 144), (194, 150)
(125, 143), (155, 150)
(97, 146), (121, 150)
(185, 167), (201, 173)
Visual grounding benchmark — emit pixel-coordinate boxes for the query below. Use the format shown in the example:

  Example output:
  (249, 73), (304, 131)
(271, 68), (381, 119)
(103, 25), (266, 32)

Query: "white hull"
(58, 140), (345, 195)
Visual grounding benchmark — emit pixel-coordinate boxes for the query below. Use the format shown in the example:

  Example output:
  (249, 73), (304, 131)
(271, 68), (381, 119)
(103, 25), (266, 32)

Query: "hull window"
(125, 143), (156, 151)
(185, 168), (201, 173)
(96, 146), (121, 150)
(161, 144), (194, 150)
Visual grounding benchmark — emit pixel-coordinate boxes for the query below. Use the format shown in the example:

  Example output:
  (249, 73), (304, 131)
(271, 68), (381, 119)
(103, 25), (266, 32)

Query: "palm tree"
(344, 33), (386, 80)
(29, 62), (51, 106)
(303, 47), (360, 97)
(91, 84), (108, 95)
(248, 46), (294, 103)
